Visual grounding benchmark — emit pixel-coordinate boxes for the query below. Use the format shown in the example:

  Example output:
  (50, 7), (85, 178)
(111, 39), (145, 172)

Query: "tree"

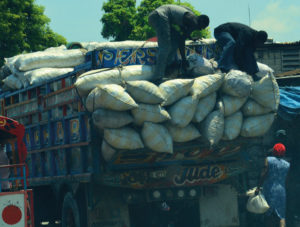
(101, 0), (136, 41)
(100, 0), (211, 41)
(0, 0), (67, 66)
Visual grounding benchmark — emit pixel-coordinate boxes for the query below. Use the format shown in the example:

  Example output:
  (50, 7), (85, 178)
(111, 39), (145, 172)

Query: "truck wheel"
(61, 192), (81, 227)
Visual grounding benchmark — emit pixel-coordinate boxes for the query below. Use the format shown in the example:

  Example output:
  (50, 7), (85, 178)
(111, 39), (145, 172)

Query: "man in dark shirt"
(214, 22), (268, 76)
(148, 4), (209, 80)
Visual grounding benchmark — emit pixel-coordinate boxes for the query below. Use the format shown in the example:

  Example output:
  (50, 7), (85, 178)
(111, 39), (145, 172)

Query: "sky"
(35, 0), (300, 43)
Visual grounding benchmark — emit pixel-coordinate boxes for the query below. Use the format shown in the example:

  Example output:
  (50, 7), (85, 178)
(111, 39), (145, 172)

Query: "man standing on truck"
(214, 22), (268, 79)
(148, 4), (209, 80)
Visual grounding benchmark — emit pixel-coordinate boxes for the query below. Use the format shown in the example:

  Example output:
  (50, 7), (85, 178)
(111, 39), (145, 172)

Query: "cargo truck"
(0, 41), (272, 227)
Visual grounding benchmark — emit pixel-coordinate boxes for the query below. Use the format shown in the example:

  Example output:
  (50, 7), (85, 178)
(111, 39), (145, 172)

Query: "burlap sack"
(104, 127), (144, 150)
(159, 79), (194, 106)
(93, 108), (133, 129)
(125, 80), (165, 104)
(193, 92), (217, 123)
(251, 74), (280, 111)
(101, 140), (117, 162)
(168, 96), (199, 128)
(141, 122), (173, 153)
(190, 73), (224, 99)
(223, 111), (243, 140)
(85, 84), (138, 112)
(242, 99), (272, 116)
(222, 95), (247, 116)
(241, 113), (275, 137)
(132, 104), (170, 125)
(222, 70), (252, 97)
(166, 123), (201, 142)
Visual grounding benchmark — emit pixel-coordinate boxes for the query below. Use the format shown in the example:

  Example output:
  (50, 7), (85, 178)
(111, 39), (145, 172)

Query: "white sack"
(223, 111), (243, 140)
(44, 45), (67, 52)
(75, 65), (154, 96)
(222, 70), (252, 97)
(241, 113), (275, 137)
(93, 108), (133, 129)
(251, 74), (280, 111)
(222, 95), (247, 116)
(101, 140), (117, 162)
(141, 122), (173, 153)
(16, 68), (74, 87)
(3, 74), (22, 90)
(168, 96), (199, 128)
(125, 80), (165, 104)
(104, 127), (144, 150)
(159, 79), (194, 106)
(186, 54), (214, 76)
(257, 62), (274, 78)
(193, 92), (217, 123)
(247, 191), (269, 214)
(242, 99), (272, 116)
(14, 49), (86, 71)
(201, 109), (224, 147)
(132, 104), (170, 125)
(86, 84), (138, 112)
(166, 123), (201, 142)
(190, 73), (224, 99)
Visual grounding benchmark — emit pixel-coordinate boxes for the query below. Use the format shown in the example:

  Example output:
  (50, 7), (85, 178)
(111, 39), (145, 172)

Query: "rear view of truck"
(0, 40), (279, 227)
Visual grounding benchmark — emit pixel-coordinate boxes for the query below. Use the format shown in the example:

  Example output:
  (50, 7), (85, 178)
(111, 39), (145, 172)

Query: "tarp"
(278, 87), (300, 120)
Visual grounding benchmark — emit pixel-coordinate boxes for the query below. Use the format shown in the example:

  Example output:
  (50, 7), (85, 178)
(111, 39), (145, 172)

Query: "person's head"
(255, 30), (268, 46)
(272, 143), (286, 157)
(197, 14), (209, 29)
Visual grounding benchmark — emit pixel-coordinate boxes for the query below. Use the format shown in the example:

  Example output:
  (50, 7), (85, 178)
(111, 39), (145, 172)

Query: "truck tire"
(61, 192), (81, 227)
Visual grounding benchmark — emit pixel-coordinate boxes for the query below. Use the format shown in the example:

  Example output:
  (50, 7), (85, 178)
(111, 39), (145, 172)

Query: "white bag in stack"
(242, 99), (272, 116)
(251, 74), (280, 111)
(223, 111), (243, 140)
(190, 73), (224, 99)
(16, 68), (74, 87)
(222, 95), (247, 116)
(201, 107), (224, 147)
(186, 54), (214, 76)
(257, 62), (274, 78)
(92, 108), (133, 129)
(14, 49), (86, 71)
(125, 80), (165, 104)
(101, 140), (117, 162)
(3, 75), (22, 90)
(159, 79), (194, 106)
(104, 127), (144, 150)
(85, 84), (138, 112)
(241, 113), (275, 137)
(141, 122), (173, 153)
(193, 92), (217, 123)
(131, 104), (170, 125)
(222, 70), (252, 97)
(166, 123), (201, 142)
(75, 65), (155, 96)
(168, 96), (199, 128)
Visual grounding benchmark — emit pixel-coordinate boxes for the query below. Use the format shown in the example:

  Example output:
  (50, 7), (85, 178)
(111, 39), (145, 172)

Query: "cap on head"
(197, 14), (209, 29)
(257, 30), (268, 43)
(272, 143), (286, 157)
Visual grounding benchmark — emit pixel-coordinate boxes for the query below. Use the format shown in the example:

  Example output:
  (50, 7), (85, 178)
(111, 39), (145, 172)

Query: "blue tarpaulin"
(278, 87), (300, 120)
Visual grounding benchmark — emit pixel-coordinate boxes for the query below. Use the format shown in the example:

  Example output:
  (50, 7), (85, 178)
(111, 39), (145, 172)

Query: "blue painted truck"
(0, 42), (266, 227)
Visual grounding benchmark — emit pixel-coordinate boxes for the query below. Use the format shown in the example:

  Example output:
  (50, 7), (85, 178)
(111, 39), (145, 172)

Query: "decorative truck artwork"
(102, 162), (244, 189)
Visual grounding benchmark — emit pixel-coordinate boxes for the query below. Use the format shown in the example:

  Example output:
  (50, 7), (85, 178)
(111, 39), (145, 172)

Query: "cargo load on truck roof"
(0, 40), (279, 160)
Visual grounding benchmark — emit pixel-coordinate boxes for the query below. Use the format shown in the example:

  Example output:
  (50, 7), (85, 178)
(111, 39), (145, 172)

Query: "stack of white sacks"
(2, 45), (86, 90)
(74, 54), (279, 162)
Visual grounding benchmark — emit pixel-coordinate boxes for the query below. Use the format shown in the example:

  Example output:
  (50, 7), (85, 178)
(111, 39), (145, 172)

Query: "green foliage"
(101, 0), (136, 41)
(100, 0), (211, 41)
(129, 0), (174, 40)
(0, 0), (67, 66)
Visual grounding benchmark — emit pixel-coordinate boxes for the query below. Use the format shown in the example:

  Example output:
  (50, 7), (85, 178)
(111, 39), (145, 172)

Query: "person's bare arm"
(256, 158), (268, 194)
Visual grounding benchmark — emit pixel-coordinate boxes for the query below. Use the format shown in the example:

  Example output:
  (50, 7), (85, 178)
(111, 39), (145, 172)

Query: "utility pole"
(248, 4), (251, 26)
